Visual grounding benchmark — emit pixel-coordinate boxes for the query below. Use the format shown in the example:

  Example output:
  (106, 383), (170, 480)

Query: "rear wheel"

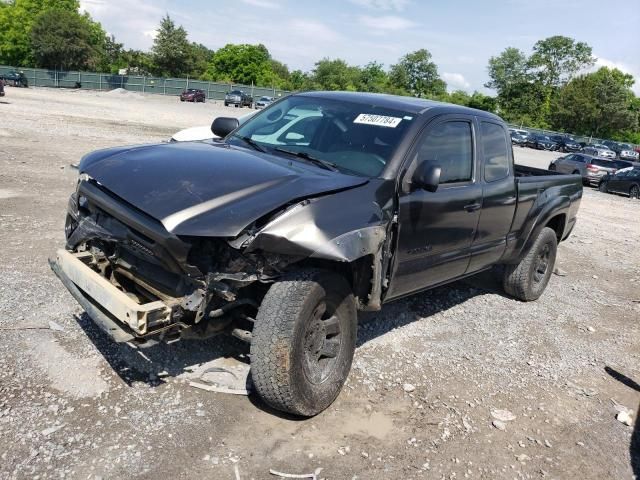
(250, 269), (357, 417)
(630, 185), (640, 199)
(503, 227), (558, 302)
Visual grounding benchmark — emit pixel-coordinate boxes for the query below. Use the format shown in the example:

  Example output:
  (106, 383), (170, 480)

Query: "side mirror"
(211, 117), (239, 138)
(413, 163), (441, 192)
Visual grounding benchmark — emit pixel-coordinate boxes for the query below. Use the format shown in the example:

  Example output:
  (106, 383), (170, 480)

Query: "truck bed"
(502, 164), (583, 262)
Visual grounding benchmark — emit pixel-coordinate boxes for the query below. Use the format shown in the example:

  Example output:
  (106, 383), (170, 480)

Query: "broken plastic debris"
(269, 468), (323, 479)
(189, 363), (251, 396)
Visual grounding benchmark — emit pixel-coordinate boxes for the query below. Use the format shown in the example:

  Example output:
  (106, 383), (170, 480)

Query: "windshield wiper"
(232, 134), (266, 153)
(274, 147), (338, 172)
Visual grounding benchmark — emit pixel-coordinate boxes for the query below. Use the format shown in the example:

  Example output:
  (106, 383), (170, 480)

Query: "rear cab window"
(480, 122), (510, 182)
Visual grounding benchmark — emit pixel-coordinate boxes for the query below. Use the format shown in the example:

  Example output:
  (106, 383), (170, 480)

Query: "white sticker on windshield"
(354, 113), (402, 128)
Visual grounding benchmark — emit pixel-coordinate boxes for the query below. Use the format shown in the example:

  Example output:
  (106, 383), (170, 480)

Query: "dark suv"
(550, 135), (581, 153)
(524, 134), (558, 150)
(225, 90), (253, 108)
(180, 89), (206, 103)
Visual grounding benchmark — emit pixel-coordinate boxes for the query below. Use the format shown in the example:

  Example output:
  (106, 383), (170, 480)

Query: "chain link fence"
(0, 65), (290, 101)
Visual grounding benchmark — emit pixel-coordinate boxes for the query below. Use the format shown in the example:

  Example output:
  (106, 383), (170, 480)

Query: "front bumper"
(49, 249), (174, 342)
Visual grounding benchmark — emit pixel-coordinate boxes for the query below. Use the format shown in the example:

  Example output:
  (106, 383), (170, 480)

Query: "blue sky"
(80, 0), (640, 94)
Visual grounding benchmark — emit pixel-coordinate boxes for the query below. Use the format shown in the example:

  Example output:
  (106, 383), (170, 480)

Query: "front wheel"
(250, 270), (357, 417)
(599, 181), (609, 193)
(630, 185), (640, 199)
(503, 227), (558, 301)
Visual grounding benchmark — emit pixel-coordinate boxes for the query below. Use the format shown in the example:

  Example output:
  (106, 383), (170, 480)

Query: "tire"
(224, 102), (228, 107)
(250, 269), (357, 417)
(630, 185), (640, 199)
(503, 227), (558, 302)
(599, 181), (609, 193)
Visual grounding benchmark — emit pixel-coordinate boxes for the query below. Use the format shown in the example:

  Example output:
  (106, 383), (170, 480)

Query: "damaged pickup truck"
(50, 92), (582, 416)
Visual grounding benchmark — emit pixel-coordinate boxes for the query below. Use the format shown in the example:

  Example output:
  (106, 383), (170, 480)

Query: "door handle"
(463, 203), (481, 212)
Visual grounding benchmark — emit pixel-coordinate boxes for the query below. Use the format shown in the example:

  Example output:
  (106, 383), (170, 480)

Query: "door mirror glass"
(413, 163), (441, 192)
(211, 117), (239, 138)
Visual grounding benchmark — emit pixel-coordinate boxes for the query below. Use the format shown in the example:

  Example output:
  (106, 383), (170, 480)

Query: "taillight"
(587, 164), (599, 171)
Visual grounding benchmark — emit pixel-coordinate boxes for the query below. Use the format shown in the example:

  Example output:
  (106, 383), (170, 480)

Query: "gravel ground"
(0, 87), (639, 480)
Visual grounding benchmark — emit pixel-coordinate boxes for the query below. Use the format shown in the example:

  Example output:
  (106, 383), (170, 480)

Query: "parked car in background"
(1, 70), (28, 87)
(549, 153), (618, 186)
(180, 89), (206, 102)
(255, 96), (274, 109)
(509, 128), (529, 137)
(550, 135), (581, 153)
(610, 159), (635, 170)
(510, 131), (528, 146)
(170, 111), (256, 142)
(225, 90), (253, 108)
(598, 167), (640, 199)
(615, 143), (639, 161)
(582, 145), (616, 159)
(525, 134), (558, 150)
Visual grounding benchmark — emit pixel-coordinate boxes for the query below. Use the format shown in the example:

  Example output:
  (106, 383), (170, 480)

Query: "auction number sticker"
(354, 113), (403, 128)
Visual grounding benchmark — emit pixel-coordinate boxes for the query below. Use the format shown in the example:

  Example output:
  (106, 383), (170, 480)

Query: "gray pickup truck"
(51, 92), (582, 416)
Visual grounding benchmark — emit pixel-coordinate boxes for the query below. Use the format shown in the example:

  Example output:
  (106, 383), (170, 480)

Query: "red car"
(180, 89), (206, 103)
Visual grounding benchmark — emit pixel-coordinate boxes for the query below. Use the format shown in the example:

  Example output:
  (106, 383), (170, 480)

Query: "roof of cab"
(296, 90), (503, 121)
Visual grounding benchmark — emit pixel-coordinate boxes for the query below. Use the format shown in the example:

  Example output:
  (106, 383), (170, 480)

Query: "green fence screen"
(0, 65), (290, 101)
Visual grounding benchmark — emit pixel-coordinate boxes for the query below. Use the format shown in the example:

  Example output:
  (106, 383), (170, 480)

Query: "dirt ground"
(0, 87), (638, 480)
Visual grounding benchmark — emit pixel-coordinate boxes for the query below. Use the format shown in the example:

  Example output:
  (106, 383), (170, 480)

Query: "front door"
(388, 116), (482, 299)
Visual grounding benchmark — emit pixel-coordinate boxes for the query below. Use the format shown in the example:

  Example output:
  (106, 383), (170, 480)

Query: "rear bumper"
(49, 249), (174, 343)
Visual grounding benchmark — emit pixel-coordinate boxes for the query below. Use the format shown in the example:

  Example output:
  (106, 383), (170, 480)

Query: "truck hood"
(79, 142), (368, 237)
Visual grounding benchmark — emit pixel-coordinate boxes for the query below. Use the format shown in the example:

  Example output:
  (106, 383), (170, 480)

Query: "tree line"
(0, 0), (638, 142)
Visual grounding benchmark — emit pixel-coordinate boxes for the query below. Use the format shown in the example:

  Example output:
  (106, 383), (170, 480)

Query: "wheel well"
(545, 214), (566, 241)
(286, 256), (374, 307)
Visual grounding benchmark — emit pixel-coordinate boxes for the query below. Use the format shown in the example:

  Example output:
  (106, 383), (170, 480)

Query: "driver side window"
(415, 121), (473, 184)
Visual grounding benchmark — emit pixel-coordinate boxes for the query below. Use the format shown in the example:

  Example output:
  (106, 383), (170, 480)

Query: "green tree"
(309, 58), (361, 91)
(151, 15), (192, 77)
(358, 61), (388, 92)
(467, 91), (496, 113)
(0, 0), (80, 66)
(551, 67), (638, 137)
(188, 42), (214, 78)
(206, 43), (273, 85)
(485, 47), (530, 92)
(30, 8), (94, 70)
(389, 49), (446, 98)
(287, 69), (310, 91)
(529, 36), (595, 89)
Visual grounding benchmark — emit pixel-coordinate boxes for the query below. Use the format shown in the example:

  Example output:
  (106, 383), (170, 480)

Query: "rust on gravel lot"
(0, 87), (638, 479)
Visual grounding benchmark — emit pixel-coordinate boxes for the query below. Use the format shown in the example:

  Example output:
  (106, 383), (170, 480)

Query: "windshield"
(229, 90), (242, 95)
(260, 97), (272, 101)
(228, 95), (416, 177)
(620, 144), (632, 150)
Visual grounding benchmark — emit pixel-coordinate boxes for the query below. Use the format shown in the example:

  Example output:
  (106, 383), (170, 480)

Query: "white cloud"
(442, 72), (471, 91)
(349, 0), (410, 11)
(288, 19), (342, 42)
(143, 30), (158, 40)
(592, 55), (640, 95)
(240, 0), (282, 9)
(358, 15), (416, 31)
